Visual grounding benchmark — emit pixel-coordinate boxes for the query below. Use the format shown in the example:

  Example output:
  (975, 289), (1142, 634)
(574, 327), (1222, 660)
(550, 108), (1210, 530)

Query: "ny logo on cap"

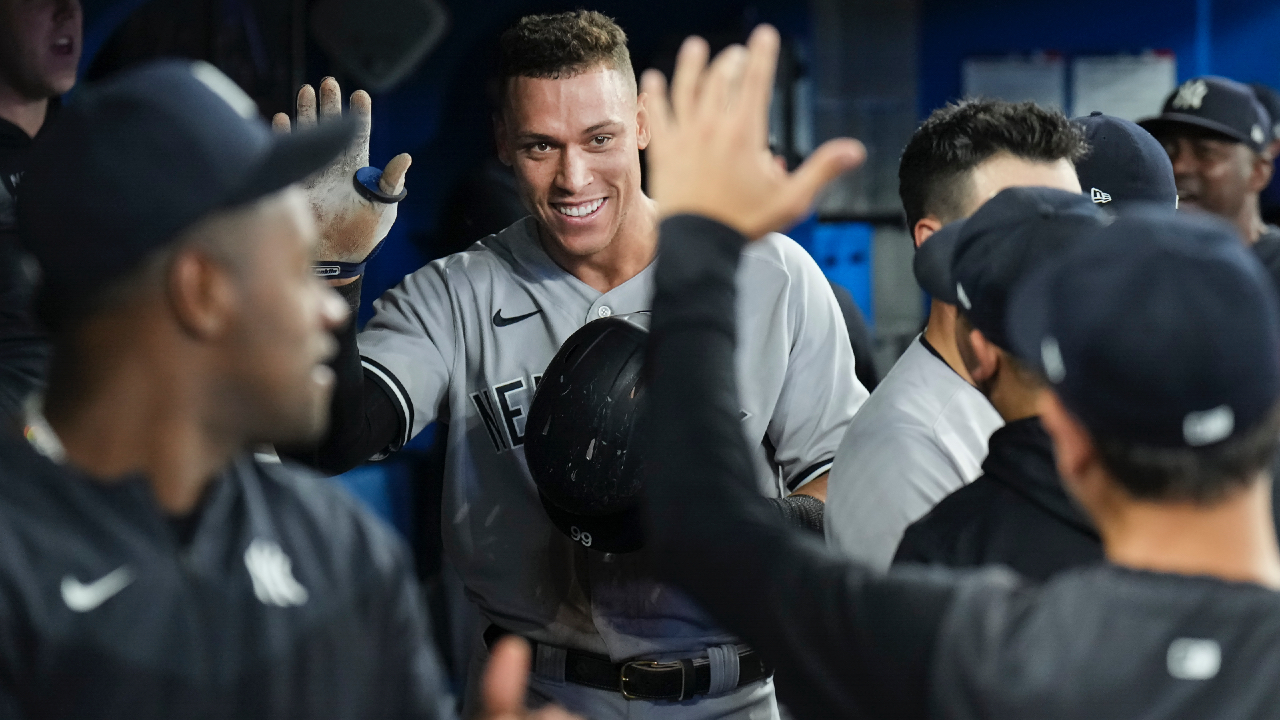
(1183, 405), (1234, 446)
(1171, 79), (1209, 111)
(1090, 188), (1112, 204)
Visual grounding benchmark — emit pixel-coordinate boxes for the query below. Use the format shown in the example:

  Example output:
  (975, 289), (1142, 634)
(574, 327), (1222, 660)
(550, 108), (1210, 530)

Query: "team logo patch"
(1171, 79), (1208, 111)
(1167, 638), (1221, 680)
(244, 539), (309, 607)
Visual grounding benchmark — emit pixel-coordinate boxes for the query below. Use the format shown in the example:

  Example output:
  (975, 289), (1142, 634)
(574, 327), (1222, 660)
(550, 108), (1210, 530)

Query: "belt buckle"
(619, 659), (683, 701)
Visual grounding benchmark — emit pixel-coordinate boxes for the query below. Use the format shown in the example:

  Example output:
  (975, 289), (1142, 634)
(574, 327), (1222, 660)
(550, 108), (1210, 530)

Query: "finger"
(696, 44), (748, 122)
(670, 36), (709, 120)
(481, 636), (531, 719)
(319, 76), (342, 120)
(350, 89), (372, 166)
(297, 84), (317, 128)
(380, 153), (413, 195)
(783, 138), (866, 216)
(740, 25), (781, 141)
(640, 70), (672, 143)
(271, 112), (291, 134)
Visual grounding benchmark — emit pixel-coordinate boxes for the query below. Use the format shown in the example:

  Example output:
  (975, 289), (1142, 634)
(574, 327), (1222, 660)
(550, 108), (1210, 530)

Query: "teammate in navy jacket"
(1, 61), (570, 720)
(639, 29), (1280, 720)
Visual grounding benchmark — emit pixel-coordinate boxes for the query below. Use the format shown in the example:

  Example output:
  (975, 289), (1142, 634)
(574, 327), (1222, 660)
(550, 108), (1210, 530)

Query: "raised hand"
(479, 636), (582, 720)
(272, 77), (412, 264)
(640, 26), (866, 240)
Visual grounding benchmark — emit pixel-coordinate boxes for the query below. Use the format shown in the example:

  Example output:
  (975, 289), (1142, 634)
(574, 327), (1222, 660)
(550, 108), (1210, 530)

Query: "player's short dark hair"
(898, 99), (1088, 231)
(497, 10), (634, 104)
(1094, 403), (1280, 504)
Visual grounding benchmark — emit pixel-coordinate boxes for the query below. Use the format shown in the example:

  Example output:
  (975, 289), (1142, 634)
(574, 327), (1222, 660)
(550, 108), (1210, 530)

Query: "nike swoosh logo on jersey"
(61, 566), (134, 612)
(492, 308), (541, 327)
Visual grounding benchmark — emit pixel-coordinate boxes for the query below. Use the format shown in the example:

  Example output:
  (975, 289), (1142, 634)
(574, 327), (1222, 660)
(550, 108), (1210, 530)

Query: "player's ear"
(1039, 390), (1105, 508)
(1249, 150), (1274, 192)
(493, 111), (513, 167)
(636, 92), (652, 150)
(167, 247), (237, 340)
(966, 327), (1000, 384)
(913, 217), (942, 249)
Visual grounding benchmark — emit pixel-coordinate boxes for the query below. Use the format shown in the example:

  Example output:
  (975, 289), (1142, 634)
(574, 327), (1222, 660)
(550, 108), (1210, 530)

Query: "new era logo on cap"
(1171, 79), (1209, 110)
(1252, 125), (1267, 145)
(1090, 188), (1112, 204)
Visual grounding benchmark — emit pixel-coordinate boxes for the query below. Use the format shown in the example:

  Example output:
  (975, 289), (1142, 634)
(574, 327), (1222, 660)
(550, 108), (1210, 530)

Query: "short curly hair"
(498, 10), (634, 103)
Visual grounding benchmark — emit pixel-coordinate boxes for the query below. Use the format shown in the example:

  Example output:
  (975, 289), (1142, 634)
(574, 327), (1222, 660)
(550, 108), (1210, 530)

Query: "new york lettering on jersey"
(470, 374), (542, 453)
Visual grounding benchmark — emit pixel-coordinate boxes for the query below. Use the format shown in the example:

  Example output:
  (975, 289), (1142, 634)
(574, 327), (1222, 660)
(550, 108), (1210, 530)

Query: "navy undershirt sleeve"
(279, 277), (402, 475)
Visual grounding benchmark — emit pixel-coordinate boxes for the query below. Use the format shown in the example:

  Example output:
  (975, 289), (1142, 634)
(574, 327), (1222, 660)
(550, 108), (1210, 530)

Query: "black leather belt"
(483, 625), (772, 701)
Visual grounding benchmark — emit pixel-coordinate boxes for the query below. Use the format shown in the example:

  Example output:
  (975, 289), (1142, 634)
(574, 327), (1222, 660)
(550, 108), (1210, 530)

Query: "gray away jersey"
(357, 216), (866, 659)
(826, 338), (1003, 571)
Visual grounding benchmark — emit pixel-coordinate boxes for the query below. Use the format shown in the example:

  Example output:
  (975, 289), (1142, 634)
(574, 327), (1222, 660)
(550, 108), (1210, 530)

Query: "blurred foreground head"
(18, 61), (354, 445)
(0, 0), (81, 100)
(1008, 210), (1280, 508)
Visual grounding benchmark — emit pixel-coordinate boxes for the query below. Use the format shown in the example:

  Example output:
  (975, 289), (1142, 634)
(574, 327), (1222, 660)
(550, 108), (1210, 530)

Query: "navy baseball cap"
(1008, 209), (1280, 449)
(1249, 83), (1280, 142)
(1138, 76), (1272, 155)
(1073, 112), (1177, 211)
(18, 60), (355, 330)
(916, 187), (1106, 351)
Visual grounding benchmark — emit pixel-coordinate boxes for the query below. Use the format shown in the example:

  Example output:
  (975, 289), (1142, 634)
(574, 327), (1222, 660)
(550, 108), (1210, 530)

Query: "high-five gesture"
(273, 77), (412, 264)
(641, 26), (865, 240)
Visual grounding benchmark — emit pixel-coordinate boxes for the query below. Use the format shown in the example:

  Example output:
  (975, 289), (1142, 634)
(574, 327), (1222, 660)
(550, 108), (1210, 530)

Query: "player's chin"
(266, 372), (335, 445)
(544, 216), (617, 257)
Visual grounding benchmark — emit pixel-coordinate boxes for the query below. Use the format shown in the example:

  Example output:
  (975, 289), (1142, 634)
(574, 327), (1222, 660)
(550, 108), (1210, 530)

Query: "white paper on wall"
(1071, 52), (1177, 121)
(962, 54), (1066, 111)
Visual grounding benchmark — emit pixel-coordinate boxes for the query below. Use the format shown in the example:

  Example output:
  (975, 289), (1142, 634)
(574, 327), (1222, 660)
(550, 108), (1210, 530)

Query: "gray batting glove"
(272, 77), (412, 264)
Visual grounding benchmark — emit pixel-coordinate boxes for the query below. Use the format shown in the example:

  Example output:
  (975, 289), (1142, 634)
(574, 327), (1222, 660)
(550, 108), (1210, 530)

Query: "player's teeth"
(557, 199), (603, 217)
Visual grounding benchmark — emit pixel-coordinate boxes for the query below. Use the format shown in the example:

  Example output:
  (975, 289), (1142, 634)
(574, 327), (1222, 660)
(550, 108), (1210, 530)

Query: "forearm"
(279, 277), (402, 475)
(642, 215), (952, 719)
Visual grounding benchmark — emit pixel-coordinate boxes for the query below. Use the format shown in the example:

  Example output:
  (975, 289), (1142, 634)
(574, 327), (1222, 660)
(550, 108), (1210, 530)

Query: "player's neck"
(1237, 195), (1267, 244)
(0, 82), (49, 138)
(546, 194), (658, 294)
(45, 335), (240, 517)
(1102, 477), (1280, 589)
(923, 301), (976, 385)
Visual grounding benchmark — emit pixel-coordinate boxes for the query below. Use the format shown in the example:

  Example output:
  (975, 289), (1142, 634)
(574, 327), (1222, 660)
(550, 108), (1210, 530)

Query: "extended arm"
(642, 215), (956, 719)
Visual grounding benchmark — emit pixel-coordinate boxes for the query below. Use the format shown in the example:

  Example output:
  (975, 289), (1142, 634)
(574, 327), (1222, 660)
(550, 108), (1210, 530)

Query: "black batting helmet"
(525, 313), (648, 553)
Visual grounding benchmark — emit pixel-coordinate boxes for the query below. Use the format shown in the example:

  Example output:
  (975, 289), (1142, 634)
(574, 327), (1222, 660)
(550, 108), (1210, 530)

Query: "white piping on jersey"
(362, 358), (413, 447)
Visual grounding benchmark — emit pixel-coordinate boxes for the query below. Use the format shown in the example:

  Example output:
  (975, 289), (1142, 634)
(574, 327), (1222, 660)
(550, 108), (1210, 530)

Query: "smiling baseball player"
(282, 10), (866, 719)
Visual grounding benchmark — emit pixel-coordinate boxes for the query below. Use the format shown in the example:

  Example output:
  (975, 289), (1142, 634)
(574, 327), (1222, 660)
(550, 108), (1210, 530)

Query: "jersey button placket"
(596, 305), (612, 318)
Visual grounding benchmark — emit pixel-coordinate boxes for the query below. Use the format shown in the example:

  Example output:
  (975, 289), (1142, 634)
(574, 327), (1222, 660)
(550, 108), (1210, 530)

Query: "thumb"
(380, 153), (413, 195)
(481, 636), (532, 720)
(784, 138), (866, 213)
